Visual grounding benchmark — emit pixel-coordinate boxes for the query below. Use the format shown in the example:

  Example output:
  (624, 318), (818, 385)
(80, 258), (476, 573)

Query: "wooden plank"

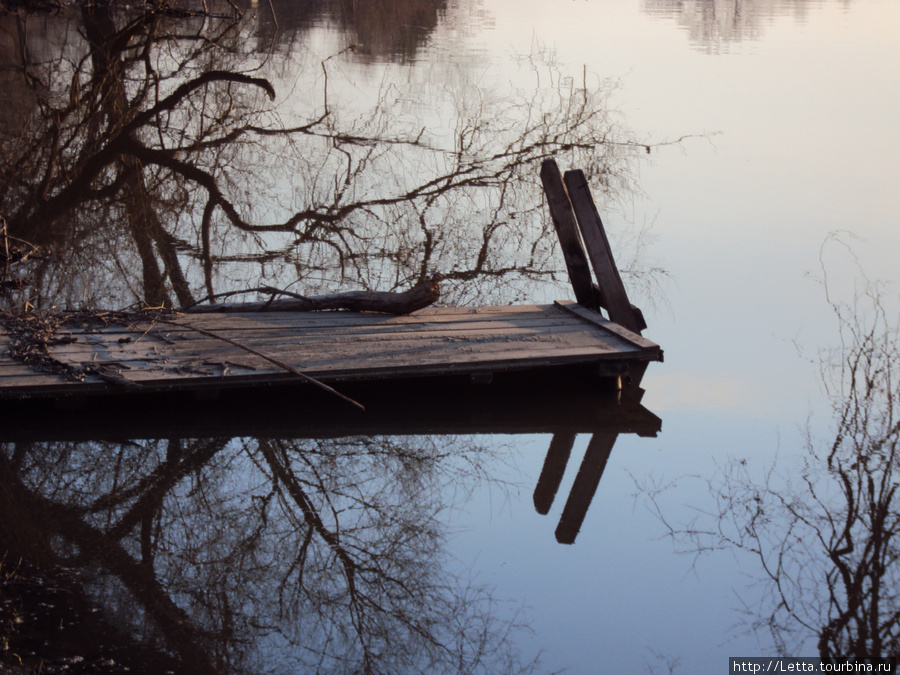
(15, 304), (649, 365)
(43, 321), (614, 356)
(0, 363), (55, 376)
(83, 320), (612, 352)
(0, 371), (72, 385)
(540, 160), (596, 308)
(1, 347), (657, 397)
(0, 360), (571, 398)
(58, 304), (558, 335)
(176, 309), (575, 332)
(14, 341), (655, 393)
(589, 282), (646, 332)
(77, 322), (616, 356)
(59, 305), (552, 332)
(40, 305), (638, 363)
(563, 169), (645, 333)
(46, 316), (596, 354)
(590, 283), (646, 333)
(219, 302), (550, 318)
(184, 306), (559, 331)
(52, 337), (644, 378)
(45, 325), (643, 372)
(174, 346), (638, 382)
(554, 301), (661, 354)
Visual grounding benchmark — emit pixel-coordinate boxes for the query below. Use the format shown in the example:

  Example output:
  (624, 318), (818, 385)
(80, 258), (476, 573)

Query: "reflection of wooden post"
(533, 432), (576, 515)
(624, 361), (649, 402)
(555, 432), (618, 544)
(540, 160), (596, 309)
(563, 169), (645, 334)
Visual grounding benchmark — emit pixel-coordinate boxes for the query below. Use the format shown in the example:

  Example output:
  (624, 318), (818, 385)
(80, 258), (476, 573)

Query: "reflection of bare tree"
(0, 435), (537, 673)
(1, 5), (266, 309)
(1, 1), (655, 313)
(316, 0), (448, 63)
(645, 279), (900, 658)
(643, 0), (825, 52)
(248, 0), (449, 63)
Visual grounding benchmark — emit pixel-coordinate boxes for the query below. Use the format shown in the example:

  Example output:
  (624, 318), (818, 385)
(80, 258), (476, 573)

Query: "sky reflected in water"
(2, 0), (900, 672)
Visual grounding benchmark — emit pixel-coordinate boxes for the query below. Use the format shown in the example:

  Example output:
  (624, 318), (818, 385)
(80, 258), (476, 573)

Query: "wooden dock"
(0, 160), (662, 406)
(0, 300), (660, 400)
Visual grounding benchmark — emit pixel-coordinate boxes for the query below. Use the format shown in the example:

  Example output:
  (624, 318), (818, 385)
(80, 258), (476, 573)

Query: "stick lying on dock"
(150, 315), (366, 411)
(186, 276), (442, 315)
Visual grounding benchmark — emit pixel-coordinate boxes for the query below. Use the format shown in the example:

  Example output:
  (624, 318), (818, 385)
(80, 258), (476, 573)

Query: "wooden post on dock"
(563, 169), (645, 334)
(540, 160), (597, 309)
(541, 159), (646, 334)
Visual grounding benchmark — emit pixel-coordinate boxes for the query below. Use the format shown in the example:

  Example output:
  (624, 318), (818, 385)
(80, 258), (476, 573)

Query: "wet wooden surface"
(0, 302), (662, 399)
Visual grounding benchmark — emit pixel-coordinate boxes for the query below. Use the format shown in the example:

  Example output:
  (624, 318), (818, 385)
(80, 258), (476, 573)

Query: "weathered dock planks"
(0, 301), (662, 400)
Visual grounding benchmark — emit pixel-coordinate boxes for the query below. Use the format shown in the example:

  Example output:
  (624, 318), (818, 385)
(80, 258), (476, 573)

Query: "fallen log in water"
(185, 276), (442, 315)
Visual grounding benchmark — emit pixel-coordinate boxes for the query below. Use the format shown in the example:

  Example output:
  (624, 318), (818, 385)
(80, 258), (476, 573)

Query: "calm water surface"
(1, 0), (899, 672)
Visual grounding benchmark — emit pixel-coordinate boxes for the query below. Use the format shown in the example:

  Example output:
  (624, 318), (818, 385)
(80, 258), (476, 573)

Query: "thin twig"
(1, 216), (9, 283)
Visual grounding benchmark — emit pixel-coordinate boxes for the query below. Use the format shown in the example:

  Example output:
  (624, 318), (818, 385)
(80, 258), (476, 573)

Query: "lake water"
(1, 0), (899, 672)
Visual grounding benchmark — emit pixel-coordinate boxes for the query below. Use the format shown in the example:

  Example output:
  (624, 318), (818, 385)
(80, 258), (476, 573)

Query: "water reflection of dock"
(2, 372), (660, 546)
(0, 382), (658, 672)
(0, 369), (659, 442)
